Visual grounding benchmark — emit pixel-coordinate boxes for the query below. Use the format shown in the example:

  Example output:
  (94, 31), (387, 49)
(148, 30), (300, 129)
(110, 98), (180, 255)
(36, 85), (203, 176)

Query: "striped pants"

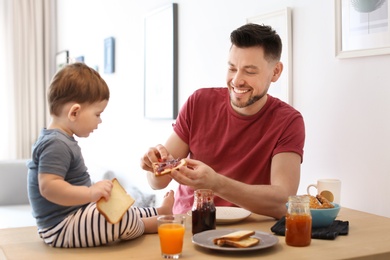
(38, 202), (158, 248)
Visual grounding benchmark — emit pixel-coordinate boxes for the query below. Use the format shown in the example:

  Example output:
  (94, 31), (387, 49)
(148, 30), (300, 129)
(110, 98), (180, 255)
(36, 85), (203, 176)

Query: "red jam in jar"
(191, 189), (216, 235)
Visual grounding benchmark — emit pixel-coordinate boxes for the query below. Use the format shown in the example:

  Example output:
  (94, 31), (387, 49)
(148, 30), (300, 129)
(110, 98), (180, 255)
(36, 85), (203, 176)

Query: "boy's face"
(73, 100), (108, 138)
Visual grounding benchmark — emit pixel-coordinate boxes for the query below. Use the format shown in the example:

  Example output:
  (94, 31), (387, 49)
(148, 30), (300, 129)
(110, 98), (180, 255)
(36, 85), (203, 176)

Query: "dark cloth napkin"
(270, 216), (349, 240)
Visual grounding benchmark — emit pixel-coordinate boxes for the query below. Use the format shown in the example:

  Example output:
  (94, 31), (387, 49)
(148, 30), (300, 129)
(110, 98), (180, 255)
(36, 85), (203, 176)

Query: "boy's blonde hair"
(48, 63), (110, 116)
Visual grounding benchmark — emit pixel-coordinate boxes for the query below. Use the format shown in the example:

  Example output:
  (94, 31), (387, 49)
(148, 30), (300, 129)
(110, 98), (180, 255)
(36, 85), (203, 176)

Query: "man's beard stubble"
(229, 89), (267, 109)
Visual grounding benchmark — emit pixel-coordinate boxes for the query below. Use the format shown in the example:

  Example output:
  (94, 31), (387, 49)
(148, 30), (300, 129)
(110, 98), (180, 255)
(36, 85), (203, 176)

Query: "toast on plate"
(215, 237), (260, 248)
(213, 230), (259, 248)
(213, 230), (255, 242)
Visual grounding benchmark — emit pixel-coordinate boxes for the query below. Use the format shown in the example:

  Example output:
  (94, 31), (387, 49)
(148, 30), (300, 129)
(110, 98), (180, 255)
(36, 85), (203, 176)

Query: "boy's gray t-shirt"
(27, 128), (91, 229)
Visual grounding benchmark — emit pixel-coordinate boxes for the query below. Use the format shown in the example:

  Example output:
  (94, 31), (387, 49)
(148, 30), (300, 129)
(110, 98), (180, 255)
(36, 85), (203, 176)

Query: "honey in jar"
(285, 195), (312, 247)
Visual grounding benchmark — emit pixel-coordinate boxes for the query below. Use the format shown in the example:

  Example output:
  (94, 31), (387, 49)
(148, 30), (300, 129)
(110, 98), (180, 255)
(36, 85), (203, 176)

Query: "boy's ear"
(68, 104), (81, 121)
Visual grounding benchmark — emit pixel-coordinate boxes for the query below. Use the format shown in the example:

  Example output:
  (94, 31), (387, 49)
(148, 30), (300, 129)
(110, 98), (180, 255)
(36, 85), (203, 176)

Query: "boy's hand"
(89, 180), (113, 202)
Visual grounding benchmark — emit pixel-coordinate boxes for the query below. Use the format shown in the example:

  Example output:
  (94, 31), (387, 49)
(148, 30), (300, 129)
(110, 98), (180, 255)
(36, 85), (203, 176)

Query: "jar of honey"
(191, 189), (216, 235)
(285, 195), (312, 247)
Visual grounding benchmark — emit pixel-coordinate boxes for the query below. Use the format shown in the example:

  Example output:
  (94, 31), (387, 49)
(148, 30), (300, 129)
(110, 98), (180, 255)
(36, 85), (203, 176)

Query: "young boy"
(27, 63), (174, 248)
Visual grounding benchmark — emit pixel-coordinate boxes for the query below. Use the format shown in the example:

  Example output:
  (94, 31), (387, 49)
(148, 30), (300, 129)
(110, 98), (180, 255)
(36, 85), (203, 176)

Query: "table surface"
(1, 207), (390, 260)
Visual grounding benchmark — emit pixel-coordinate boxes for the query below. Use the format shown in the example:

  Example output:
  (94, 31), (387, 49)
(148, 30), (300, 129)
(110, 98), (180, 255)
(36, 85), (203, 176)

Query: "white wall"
(57, 0), (390, 217)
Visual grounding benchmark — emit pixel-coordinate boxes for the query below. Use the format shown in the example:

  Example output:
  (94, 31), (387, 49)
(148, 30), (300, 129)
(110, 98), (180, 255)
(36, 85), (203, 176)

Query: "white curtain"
(0, 0), (16, 159)
(0, 0), (56, 160)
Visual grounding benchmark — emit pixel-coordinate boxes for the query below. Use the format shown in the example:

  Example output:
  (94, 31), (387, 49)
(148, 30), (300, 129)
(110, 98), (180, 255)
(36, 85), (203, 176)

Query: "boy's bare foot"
(158, 190), (174, 215)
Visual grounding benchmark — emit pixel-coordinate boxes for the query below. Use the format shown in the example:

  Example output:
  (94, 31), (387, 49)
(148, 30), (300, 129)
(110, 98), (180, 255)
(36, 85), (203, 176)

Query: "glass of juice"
(157, 215), (186, 259)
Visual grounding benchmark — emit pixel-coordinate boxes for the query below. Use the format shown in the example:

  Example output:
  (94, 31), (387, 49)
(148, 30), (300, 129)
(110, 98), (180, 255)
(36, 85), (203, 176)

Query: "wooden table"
(1, 207), (389, 259)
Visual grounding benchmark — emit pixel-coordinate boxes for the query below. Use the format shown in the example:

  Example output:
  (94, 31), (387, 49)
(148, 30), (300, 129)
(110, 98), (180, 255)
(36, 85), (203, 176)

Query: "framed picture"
(247, 8), (292, 105)
(104, 37), (115, 73)
(75, 56), (85, 62)
(144, 3), (178, 119)
(335, 0), (390, 58)
(56, 50), (69, 71)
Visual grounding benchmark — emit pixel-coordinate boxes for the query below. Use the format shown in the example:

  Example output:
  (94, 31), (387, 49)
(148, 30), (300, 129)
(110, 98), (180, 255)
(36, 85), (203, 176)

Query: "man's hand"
(170, 158), (220, 191)
(140, 144), (173, 173)
(141, 144), (175, 189)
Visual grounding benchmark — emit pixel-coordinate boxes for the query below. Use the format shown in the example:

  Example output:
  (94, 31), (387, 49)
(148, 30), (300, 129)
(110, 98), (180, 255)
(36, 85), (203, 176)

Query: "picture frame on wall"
(75, 56), (85, 62)
(144, 3), (178, 119)
(104, 37), (115, 73)
(247, 8), (292, 105)
(56, 50), (69, 72)
(335, 0), (390, 58)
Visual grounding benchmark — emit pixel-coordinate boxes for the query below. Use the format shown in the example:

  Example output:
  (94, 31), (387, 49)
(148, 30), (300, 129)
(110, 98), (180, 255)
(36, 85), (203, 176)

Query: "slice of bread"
(213, 230), (255, 242)
(96, 178), (135, 224)
(215, 237), (260, 248)
(213, 230), (259, 248)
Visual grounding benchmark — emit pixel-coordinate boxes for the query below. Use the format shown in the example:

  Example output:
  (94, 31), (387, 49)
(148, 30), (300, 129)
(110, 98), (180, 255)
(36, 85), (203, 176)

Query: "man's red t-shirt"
(172, 88), (305, 213)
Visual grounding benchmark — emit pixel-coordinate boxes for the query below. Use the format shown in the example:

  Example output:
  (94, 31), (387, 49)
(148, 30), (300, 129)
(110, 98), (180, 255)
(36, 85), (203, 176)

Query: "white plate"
(192, 229), (278, 251)
(216, 206), (251, 224)
(187, 207), (251, 224)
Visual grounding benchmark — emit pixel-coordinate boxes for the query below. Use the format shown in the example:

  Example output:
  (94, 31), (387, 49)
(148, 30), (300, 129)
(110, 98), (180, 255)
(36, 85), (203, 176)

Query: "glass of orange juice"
(157, 215), (186, 259)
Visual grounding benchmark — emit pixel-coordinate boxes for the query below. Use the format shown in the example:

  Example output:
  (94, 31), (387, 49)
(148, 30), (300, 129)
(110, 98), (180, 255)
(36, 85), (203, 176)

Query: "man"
(140, 23), (305, 219)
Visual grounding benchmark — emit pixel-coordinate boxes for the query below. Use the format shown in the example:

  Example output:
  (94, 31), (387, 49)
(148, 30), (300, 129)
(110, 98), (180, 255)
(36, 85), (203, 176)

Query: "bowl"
(310, 203), (340, 228)
(286, 203), (341, 228)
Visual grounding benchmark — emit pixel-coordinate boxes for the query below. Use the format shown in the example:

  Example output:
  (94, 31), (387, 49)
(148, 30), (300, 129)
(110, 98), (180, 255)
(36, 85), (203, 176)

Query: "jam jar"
(191, 189), (216, 235)
(285, 195), (312, 247)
